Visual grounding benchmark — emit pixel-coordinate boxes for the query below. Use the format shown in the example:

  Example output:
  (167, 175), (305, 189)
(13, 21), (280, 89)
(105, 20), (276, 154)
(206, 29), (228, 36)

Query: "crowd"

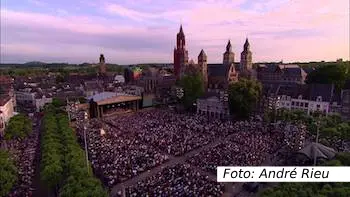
(106, 109), (236, 156)
(187, 121), (285, 173)
(282, 122), (307, 151)
(123, 164), (225, 197)
(5, 125), (39, 197)
(74, 108), (308, 194)
(76, 119), (169, 188)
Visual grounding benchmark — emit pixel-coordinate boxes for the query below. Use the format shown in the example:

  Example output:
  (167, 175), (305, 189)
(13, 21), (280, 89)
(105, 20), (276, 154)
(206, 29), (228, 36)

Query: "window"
(317, 104), (320, 108)
(292, 101), (295, 106)
(305, 103), (309, 108)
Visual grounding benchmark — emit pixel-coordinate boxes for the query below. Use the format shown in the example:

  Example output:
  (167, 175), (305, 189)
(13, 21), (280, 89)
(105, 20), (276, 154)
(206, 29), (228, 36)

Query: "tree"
(56, 74), (66, 83)
(52, 98), (65, 107)
(0, 150), (17, 197)
(5, 114), (32, 140)
(179, 73), (205, 110)
(305, 63), (349, 90)
(40, 107), (108, 196)
(78, 97), (87, 104)
(228, 79), (262, 119)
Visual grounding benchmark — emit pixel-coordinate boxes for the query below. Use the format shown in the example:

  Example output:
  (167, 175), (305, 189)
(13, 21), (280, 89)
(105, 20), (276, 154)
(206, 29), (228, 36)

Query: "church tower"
(99, 54), (107, 75)
(174, 25), (189, 80)
(240, 38), (252, 72)
(223, 40), (235, 65)
(198, 49), (208, 89)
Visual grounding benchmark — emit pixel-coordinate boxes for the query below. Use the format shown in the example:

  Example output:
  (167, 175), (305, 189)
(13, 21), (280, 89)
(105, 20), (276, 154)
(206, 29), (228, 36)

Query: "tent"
(298, 142), (336, 160)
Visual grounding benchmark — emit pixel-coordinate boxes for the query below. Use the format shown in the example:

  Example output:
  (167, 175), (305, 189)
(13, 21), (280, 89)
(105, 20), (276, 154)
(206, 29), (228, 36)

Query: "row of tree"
(40, 107), (107, 196)
(305, 62), (350, 90)
(5, 114), (32, 140)
(0, 150), (17, 196)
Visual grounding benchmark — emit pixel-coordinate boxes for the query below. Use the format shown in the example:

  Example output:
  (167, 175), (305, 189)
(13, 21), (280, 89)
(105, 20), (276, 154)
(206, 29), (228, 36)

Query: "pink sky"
(0, 0), (349, 64)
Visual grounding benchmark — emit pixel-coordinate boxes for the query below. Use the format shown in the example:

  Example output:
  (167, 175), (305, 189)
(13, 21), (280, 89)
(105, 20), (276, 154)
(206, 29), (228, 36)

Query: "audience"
(124, 164), (224, 197)
(74, 108), (307, 195)
(5, 124), (38, 197)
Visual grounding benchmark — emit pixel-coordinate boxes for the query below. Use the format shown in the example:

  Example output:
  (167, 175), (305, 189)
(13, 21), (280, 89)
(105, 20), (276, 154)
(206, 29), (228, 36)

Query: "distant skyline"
(0, 0), (349, 64)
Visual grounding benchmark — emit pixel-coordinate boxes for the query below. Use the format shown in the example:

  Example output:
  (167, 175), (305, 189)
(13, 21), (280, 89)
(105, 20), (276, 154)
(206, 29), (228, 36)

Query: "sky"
(0, 0), (349, 64)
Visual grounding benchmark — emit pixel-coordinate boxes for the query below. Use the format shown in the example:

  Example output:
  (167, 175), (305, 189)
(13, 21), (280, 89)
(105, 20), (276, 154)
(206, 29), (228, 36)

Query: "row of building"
(1, 25), (348, 134)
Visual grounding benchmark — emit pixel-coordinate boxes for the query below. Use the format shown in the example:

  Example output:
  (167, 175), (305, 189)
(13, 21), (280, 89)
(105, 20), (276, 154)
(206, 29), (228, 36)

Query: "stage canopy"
(298, 142), (336, 160)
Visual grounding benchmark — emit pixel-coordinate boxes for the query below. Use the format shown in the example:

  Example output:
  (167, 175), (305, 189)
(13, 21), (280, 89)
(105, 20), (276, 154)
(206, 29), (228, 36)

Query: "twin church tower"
(173, 25), (253, 87)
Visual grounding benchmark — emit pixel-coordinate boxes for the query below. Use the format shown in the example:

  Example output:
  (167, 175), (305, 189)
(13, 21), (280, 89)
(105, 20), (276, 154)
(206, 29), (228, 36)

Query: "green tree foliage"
(228, 79), (262, 119)
(78, 97), (87, 104)
(57, 114), (107, 197)
(260, 153), (350, 197)
(305, 63), (349, 90)
(0, 150), (17, 197)
(40, 108), (107, 197)
(5, 114), (32, 140)
(52, 98), (66, 108)
(275, 110), (349, 145)
(179, 73), (205, 109)
(56, 74), (66, 83)
(40, 113), (64, 192)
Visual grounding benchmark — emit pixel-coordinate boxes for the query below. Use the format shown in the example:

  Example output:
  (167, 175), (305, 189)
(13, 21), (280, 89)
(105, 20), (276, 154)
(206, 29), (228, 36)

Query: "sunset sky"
(1, 0), (349, 64)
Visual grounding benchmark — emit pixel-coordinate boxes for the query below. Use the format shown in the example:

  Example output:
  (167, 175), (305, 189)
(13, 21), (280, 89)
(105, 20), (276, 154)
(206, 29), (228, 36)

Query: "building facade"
(341, 81), (350, 120)
(266, 84), (337, 115)
(196, 91), (229, 119)
(257, 64), (307, 86)
(198, 49), (208, 89)
(0, 96), (14, 137)
(173, 25), (189, 80)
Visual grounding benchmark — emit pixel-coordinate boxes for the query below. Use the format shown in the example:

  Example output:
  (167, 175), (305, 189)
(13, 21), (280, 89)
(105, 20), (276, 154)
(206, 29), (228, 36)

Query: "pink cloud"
(1, 0), (349, 63)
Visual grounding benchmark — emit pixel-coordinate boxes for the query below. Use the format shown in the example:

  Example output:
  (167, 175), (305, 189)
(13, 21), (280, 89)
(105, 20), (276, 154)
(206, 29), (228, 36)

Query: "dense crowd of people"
(187, 121), (285, 173)
(282, 122), (307, 151)
(123, 164), (225, 197)
(5, 124), (39, 197)
(76, 118), (169, 188)
(74, 108), (309, 195)
(106, 109), (236, 156)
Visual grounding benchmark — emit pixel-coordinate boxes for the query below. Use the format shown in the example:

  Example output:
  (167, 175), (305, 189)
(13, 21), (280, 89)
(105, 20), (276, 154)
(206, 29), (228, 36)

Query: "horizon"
(1, 0), (349, 64)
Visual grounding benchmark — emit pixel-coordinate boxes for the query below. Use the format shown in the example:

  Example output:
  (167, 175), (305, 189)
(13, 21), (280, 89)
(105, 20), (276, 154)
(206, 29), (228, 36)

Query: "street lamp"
(83, 112), (89, 173)
(313, 117), (321, 166)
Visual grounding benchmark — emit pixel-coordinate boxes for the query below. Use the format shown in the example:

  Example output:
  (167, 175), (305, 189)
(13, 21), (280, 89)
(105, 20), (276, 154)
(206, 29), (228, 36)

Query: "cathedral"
(173, 25), (255, 92)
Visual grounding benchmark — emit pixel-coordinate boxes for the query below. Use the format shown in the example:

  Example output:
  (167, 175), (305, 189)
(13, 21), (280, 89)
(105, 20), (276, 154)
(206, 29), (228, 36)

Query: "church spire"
(244, 38), (250, 50)
(226, 40), (232, 52)
(199, 49), (206, 57)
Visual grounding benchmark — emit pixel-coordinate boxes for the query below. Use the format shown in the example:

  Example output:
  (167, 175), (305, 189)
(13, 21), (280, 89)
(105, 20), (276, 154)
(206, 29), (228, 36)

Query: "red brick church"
(173, 25), (255, 92)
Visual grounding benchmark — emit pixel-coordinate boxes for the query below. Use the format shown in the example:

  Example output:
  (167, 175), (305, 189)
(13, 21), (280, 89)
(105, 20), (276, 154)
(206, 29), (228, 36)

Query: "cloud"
(1, 0), (349, 63)
(104, 4), (157, 21)
(28, 0), (46, 7)
(56, 8), (68, 16)
(0, 8), (175, 63)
